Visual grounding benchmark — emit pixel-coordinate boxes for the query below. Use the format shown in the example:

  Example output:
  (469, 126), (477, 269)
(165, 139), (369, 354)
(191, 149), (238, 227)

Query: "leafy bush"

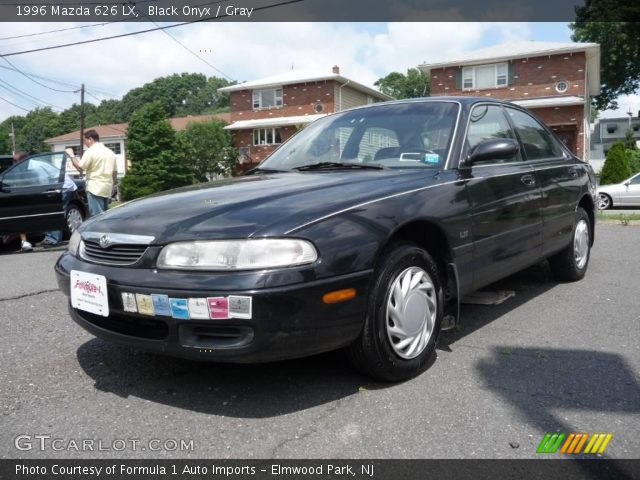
(120, 102), (194, 200)
(600, 142), (632, 185)
(629, 149), (640, 174)
(177, 120), (237, 181)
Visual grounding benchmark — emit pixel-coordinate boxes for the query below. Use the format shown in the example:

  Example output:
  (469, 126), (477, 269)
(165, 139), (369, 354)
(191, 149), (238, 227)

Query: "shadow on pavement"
(440, 261), (558, 349)
(76, 338), (394, 418)
(476, 346), (638, 478)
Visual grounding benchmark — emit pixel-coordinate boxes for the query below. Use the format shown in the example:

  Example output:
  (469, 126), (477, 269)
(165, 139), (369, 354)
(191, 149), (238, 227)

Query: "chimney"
(332, 65), (340, 74)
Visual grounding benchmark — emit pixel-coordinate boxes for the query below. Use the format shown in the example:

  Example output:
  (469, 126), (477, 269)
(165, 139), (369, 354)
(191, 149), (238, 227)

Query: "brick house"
(419, 41), (601, 160)
(218, 66), (392, 168)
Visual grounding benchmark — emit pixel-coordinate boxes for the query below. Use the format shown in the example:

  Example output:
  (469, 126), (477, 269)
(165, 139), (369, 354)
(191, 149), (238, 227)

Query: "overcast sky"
(0, 22), (638, 122)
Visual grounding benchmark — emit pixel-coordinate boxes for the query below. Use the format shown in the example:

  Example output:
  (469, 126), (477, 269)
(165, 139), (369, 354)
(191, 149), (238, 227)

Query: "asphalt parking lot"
(1, 224), (638, 460)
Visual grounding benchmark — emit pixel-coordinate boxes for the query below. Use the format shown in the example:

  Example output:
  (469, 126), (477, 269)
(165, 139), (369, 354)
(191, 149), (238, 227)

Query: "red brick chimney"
(332, 65), (340, 74)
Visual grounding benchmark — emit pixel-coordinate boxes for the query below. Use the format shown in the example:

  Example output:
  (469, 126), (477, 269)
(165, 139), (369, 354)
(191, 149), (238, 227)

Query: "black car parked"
(55, 98), (597, 381)
(0, 152), (88, 237)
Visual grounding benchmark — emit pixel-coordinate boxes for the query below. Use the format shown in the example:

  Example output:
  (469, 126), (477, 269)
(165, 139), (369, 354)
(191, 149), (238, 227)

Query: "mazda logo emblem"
(99, 235), (110, 249)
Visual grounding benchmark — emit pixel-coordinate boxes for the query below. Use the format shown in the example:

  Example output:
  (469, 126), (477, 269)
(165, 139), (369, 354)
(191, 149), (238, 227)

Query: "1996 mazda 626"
(56, 97), (597, 381)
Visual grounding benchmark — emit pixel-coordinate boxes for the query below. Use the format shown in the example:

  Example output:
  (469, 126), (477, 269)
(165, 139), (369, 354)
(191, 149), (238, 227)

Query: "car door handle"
(521, 174), (536, 186)
(568, 168), (579, 178)
(43, 189), (62, 194)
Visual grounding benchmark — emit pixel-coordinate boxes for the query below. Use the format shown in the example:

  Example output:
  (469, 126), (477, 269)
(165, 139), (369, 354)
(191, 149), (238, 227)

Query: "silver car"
(598, 172), (640, 209)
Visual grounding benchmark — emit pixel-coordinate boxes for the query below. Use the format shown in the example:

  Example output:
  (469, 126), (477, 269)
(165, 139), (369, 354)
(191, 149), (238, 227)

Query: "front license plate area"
(70, 270), (109, 317)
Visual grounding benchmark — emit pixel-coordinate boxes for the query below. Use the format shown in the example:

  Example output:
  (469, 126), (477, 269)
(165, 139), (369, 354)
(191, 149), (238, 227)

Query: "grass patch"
(596, 212), (640, 224)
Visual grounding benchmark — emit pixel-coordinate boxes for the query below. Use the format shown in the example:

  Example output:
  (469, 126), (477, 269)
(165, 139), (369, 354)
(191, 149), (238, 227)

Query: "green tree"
(15, 108), (63, 153)
(177, 120), (237, 181)
(628, 149), (640, 174)
(119, 102), (193, 200)
(600, 141), (632, 184)
(571, 16), (640, 110)
(374, 68), (430, 99)
(624, 128), (638, 150)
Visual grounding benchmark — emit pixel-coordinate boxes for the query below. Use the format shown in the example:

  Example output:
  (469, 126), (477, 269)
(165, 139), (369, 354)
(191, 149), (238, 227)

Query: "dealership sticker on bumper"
(151, 294), (171, 316)
(188, 298), (209, 319)
(121, 292), (137, 313)
(135, 294), (155, 316)
(170, 298), (190, 319)
(229, 295), (252, 319)
(70, 270), (109, 317)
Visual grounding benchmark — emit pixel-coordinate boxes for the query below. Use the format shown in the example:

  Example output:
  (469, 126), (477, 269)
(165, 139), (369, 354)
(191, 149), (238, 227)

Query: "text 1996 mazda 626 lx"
(56, 98), (597, 381)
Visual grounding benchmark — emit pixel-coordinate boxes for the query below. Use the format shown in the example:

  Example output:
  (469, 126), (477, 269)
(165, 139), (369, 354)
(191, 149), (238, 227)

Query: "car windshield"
(260, 101), (459, 171)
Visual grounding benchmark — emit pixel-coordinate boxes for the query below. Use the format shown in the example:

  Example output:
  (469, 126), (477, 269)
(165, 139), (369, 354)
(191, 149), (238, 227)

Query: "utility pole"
(79, 83), (85, 158)
(10, 122), (16, 155)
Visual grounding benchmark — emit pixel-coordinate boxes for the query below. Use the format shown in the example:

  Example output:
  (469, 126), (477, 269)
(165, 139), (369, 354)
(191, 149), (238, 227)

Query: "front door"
(0, 152), (68, 234)
(551, 125), (578, 156)
(462, 104), (543, 290)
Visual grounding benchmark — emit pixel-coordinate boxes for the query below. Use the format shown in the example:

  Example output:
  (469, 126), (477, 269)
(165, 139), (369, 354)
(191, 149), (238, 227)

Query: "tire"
(66, 204), (85, 233)
(549, 207), (591, 282)
(347, 242), (443, 381)
(597, 193), (612, 210)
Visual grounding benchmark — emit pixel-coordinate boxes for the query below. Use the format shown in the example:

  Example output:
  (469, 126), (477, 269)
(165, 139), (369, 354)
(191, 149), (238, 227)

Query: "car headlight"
(157, 239), (318, 270)
(68, 230), (81, 257)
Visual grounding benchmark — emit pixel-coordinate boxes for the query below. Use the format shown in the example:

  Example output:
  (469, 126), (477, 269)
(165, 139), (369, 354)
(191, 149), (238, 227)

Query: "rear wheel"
(347, 242), (443, 381)
(66, 204), (84, 233)
(549, 207), (591, 281)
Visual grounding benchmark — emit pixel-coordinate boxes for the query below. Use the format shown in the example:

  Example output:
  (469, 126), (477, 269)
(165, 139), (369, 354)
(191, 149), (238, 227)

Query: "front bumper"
(55, 252), (371, 362)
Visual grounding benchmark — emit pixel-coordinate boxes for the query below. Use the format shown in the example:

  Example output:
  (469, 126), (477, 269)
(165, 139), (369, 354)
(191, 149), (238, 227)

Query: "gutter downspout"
(338, 80), (351, 112)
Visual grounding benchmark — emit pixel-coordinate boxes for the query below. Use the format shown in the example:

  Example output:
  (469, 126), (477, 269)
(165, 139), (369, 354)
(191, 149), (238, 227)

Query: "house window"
(104, 142), (121, 154)
(252, 88), (283, 109)
(253, 128), (282, 146)
(462, 62), (509, 89)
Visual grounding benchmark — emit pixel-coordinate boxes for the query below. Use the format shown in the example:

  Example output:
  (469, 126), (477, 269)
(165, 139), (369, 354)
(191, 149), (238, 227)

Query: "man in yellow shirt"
(66, 129), (117, 217)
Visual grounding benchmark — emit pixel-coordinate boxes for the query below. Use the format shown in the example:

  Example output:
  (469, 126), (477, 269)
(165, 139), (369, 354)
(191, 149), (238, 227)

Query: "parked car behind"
(56, 97), (597, 381)
(0, 152), (88, 237)
(597, 172), (640, 209)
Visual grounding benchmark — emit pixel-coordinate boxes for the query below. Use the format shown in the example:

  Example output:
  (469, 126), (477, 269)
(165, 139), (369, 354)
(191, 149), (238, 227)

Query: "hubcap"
(574, 219), (589, 270)
(67, 208), (83, 232)
(385, 266), (437, 360)
(597, 194), (610, 210)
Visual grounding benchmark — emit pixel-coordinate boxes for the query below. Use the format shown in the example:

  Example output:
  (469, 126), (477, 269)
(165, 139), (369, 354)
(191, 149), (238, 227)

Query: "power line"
(0, 95), (30, 112)
(0, 64), (119, 98)
(152, 21), (234, 80)
(0, 22), (110, 41)
(1, 57), (78, 93)
(0, 79), (64, 110)
(0, 0), (304, 57)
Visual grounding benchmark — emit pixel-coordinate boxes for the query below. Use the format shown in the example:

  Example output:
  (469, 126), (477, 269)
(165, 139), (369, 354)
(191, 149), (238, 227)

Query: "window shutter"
(455, 68), (462, 90)
(508, 63), (515, 86)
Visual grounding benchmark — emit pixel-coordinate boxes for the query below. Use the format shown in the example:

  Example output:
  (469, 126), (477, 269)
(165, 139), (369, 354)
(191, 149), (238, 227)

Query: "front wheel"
(549, 207), (591, 281)
(597, 193), (612, 210)
(346, 242), (443, 381)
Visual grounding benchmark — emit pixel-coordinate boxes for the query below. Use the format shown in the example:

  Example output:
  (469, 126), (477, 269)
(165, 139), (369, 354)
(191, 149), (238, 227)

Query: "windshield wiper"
(244, 167), (287, 175)
(292, 162), (384, 171)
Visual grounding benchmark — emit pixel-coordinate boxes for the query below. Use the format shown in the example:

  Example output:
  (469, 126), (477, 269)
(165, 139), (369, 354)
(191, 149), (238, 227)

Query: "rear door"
(504, 108), (583, 257)
(462, 104), (543, 289)
(0, 152), (68, 234)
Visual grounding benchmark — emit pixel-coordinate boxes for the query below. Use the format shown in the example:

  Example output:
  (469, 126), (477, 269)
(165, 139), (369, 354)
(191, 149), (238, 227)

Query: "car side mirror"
(462, 138), (520, 167)
(624, 181), (631, 187)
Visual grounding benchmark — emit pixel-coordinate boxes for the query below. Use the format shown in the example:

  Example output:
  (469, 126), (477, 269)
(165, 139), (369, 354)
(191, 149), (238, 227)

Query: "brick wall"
(234, 126), (298, 168)
(430, 52), (587, 100)
(229, 80), (336, 122)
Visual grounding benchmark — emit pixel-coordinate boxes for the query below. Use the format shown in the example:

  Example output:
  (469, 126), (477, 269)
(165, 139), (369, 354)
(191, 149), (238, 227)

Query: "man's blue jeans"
(44, 189), (75, 244)
(87, 191), (109, 217)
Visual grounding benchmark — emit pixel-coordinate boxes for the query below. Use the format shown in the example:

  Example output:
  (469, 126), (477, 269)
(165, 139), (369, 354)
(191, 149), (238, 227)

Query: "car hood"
(80, 171), (437, 244)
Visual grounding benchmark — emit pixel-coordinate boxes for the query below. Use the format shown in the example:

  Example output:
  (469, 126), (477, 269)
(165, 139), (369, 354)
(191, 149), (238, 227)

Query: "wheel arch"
(578, 193), (595, 246)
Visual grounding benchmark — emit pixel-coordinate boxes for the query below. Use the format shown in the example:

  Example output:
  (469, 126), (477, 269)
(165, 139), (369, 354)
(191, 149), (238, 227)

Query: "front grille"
(80, 240), (147, 266)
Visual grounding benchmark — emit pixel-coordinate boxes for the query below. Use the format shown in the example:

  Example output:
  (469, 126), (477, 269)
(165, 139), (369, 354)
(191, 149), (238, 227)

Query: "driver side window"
(467, 105), (520, 163)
